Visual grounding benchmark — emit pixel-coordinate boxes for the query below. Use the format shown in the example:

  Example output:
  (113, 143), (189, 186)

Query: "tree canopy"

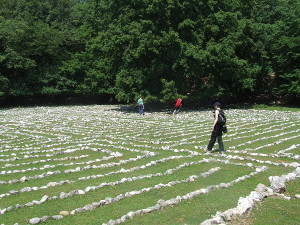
(0, 0), (299, 104)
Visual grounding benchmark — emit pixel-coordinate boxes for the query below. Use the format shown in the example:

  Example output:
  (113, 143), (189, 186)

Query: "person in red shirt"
(173, 98), (182, 115)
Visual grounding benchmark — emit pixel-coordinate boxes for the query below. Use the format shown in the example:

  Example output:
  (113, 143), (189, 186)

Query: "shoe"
(204, 149), (211, 154)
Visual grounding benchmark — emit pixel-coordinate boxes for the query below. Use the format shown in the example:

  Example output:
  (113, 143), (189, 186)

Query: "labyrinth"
(0, 105), (299, 225)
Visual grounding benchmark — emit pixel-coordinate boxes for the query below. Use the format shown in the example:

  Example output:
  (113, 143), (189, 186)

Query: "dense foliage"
(0, 0), (299, 103)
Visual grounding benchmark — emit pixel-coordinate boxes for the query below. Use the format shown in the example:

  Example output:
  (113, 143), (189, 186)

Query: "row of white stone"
(95, 128), (300, 163)
(229, 128), (300, 149)
(0, 180), (73, 201)
(0, 170), (60, 185)
(224, 122), (297, 143)
(0, 147), (148, 175)
(0, 118), (294, 164)
(1, 140), (297, 199)
(162, 120), (292, 143)
(0, 139), (297, 203)
(0, 141), (145, 161)
(125, 117), (292, 144)
(228, 143), (300, 160)
(0, 109), (292, 156)
(99, 166), (268, 225)
(64, 152), (157, 174)
(0, 135), (296, 177)
(1, 155), (89, 168)
(77, 155), (196, 181)
(28, 167), (223, 224)
(229, 133), (300, 153)
(101, 120), (298, 155)
(3, 148), (286, 210)
(215, 151), (300, 168)
(0, 155), (191, 215)
(134, 120), (297, 150)
(200, 167), (300, 225)
(0, 157), (255, 217)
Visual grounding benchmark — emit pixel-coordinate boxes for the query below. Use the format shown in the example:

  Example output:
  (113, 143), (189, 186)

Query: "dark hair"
(214, 101), (221, 106)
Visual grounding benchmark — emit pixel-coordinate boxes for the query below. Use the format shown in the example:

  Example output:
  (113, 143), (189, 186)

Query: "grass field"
(0, 105), (299, 225)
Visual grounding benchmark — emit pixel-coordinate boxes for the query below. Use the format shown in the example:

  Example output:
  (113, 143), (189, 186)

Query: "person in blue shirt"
(137, 96), (144, 115)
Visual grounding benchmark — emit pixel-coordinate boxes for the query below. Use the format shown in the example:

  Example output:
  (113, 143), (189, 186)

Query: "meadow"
(0, 105), (299, 225)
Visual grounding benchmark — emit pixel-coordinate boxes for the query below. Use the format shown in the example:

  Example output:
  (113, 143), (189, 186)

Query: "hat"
(214, 101), (221, 106)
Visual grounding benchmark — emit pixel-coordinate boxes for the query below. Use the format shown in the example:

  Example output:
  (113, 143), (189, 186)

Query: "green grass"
(226, 103), (300, 112)
(231, 178), (300, 225)
(0, 105), (299, 225)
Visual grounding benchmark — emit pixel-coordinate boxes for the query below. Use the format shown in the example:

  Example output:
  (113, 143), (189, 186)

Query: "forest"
(0, 0), (299, 104)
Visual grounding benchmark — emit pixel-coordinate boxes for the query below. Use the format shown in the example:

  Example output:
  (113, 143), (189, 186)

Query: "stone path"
(0, 105), (299, 225)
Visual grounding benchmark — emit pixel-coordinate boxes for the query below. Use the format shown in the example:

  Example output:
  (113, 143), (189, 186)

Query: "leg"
(217, 135), (224, 153)
(173, 107), (178, 115)
(207, 132), (217, 151)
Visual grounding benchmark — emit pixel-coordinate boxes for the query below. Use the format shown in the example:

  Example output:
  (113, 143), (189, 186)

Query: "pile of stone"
(200, 167), (300, 225)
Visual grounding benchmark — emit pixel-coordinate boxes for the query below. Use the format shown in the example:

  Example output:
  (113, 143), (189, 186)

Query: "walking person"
(137, 96), (144, 115)
(205, 102), (225, 154)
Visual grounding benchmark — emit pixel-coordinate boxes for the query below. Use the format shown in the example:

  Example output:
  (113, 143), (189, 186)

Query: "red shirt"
(175, 98), (182, 107)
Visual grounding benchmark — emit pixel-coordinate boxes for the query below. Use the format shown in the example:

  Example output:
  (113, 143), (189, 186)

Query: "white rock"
(157, 199), (167, 207)
(52, 215), (63, 220)
(21, 187), (31, 192)
(28, 218), (41, 224)
(40, 216), (51, 222)
(40, 195), (49, 203)
(78, 190), (85, 195)
(20, 176), (28, 182)
(60, 192), (68, 199)
(269, 176), (286, 193)
(237, 197), (253, 213)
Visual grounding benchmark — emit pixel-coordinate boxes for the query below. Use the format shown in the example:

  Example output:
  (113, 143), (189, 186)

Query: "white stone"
(28, 218), (41, 224)
(40, 195), (49, 203)
(52, 215), (63, 220)
(78, 190), (85, 195)
(237, 197), (253, 213)
(60, 192), (68, 199)
(269, 176), (286, 193)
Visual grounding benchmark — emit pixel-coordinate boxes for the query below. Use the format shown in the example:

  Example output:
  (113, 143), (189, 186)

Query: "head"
(214, 101), (221, 109)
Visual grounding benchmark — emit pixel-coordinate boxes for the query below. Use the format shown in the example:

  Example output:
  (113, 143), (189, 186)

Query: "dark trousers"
(207, 125), (224, 152)
(138, 104), (144, 115)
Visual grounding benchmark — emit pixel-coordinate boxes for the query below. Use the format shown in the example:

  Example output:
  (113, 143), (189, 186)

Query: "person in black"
(205, 102), (225, 154)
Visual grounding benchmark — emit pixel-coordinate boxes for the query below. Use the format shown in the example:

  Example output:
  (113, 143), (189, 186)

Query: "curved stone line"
(2, 157), (253, 217)
(229, 133), (300, 152)
(0, 156), (191, 215)
(27, 167), (222, 224)
(215, 154), (300, 168)
(100, 167), (267, 225)
(230, 129), (300, 149)
(200, 167), (300, 225)
(0, 149), (139, 175)
(0, 170), (61, 185)
(1, 155), (89, 169)
(0, 180), (73, 200)
(153, 120), (293, 142)
(64, 152), (158, 174)
(77, 155), (195, 181)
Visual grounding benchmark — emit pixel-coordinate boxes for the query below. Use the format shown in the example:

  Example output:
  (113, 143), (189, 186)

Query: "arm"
(212, 110), (219, 130)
